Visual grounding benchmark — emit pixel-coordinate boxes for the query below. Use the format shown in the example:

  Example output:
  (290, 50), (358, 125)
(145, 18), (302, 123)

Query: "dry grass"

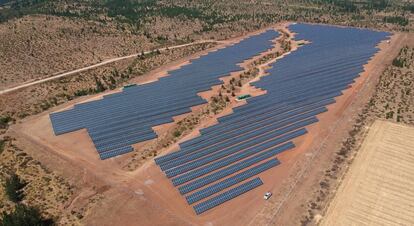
(0, 138), (79, 225)
(0, 42), (215, 119)
(321, 120), (414, 225)
(369, 46), (414, 125)
(0, 15), (156, 90)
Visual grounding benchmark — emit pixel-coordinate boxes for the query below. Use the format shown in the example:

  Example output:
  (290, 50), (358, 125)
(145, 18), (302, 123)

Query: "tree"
(0, 139), (5, 154)
(0, 116), (12, 129)
(0, 204), (54, 226)
(94, 77), (106, 92)
(392, 57), (404, 67)
(4, 174), (25, 203)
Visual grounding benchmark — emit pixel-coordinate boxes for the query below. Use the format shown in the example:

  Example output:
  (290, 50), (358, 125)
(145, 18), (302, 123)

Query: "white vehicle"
(264, 192), (272, 200)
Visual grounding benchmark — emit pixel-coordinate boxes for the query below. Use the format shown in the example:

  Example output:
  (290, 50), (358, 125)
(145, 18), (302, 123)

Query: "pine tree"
(4, 174), (25, 203)
(0, 204), (54, 226)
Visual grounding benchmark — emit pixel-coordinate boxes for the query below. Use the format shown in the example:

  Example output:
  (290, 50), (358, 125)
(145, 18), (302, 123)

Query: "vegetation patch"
(4, 174), (25, 203)
(1, 204), (53, 226)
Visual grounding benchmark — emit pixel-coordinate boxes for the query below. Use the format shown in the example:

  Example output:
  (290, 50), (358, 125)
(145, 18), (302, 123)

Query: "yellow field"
(321, 120), (414, 226)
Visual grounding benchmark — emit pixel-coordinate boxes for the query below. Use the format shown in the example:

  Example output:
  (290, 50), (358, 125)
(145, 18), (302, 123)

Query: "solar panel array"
(186, 159), (279, 205)
(155, 23), (390, 214)
(49, 30), (280, 160)
(193, 177), (263, 215)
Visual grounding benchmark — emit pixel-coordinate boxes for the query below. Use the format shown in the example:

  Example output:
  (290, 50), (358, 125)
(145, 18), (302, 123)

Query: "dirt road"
(0, 40), (220, 95)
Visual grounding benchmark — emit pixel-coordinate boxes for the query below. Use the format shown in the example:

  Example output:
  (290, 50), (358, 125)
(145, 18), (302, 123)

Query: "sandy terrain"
(5, 24), (406, 226)
(321, 120), (414, 225)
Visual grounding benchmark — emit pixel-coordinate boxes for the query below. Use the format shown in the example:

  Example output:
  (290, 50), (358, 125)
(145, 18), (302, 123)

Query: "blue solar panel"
(193, 177), (263, 215)
(99, 145), (134, 160)
(156, 105), (326, 167)
(172, 142), (294, 186)
(178, 131), (303, 194)
(186, 158), (279, 204)
(165, 118), (316, 177)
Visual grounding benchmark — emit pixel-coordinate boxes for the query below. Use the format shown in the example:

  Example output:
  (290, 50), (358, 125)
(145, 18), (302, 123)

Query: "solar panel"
(186, 158), (279, 204)
(165, 119), (315, 178)
(99, 145), (134, 160)
(193, 177), (263, 215)
(178, 132), (303, 194)
(172, 142), (294, 186)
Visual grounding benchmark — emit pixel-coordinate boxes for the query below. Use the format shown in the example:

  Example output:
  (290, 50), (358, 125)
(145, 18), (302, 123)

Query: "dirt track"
(0, 40), (221, 95)
(321, 120), (414, 225)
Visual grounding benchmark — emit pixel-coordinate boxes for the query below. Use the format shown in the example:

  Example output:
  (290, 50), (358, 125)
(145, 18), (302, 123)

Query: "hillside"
(0, 0), (412, 90)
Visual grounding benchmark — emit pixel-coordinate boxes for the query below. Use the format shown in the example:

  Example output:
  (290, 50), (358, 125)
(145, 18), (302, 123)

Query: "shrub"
(74, 89), (89, 97)
(0, 204), (54, 226)
(94, 77), (106, 92)
(392, 57), (404, 67)
(173, 130), (181, 137)
(0, 116), (12, 129)
(383, 16), (409, 26)
(0, 140), (5, 154)
(4, 174), (25, 203)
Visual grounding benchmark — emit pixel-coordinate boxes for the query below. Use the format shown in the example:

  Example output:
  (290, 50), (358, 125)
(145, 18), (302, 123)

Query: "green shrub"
(0, 204), (54, 226)
(4, 174), (25, 203)
(0, 116), (12, 129)
(0, 140), (5, 154)
(73, 89), (89, 97)
(392, 57), (404, 67)
(173, 130), (181, 137)
(383, 16), (409, 26)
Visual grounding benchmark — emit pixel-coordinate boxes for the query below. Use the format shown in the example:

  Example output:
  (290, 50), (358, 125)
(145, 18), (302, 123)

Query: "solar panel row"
(178, 134), (301, 194)
(155, 102), (328, 166)
(186, 158), (279, 204)
(193, 178), (263, 215)
(161, 115), (317, 173)
(165, 119), (316, 178)
(172, 142), (294, 186)
(165, 106), (323, 161)
(171, 97), (335, 151)
(99, 146), (134, 160)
